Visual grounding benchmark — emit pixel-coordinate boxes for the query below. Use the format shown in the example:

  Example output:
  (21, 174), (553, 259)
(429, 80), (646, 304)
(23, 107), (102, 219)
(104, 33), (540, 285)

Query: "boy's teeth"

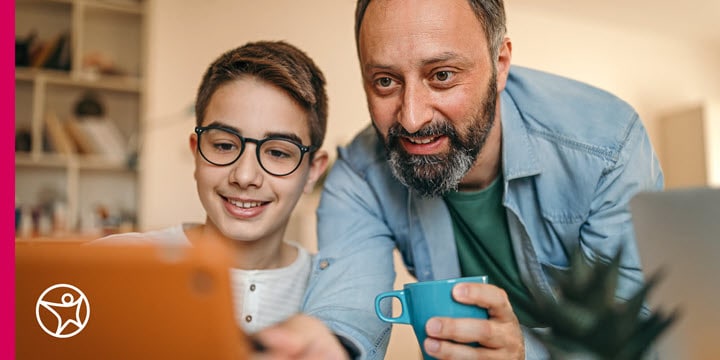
(229, 199), (262, 208)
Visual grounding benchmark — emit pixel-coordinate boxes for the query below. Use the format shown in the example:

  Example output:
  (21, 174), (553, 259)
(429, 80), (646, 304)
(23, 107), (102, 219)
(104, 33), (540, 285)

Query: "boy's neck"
(185, 224), (298, 270)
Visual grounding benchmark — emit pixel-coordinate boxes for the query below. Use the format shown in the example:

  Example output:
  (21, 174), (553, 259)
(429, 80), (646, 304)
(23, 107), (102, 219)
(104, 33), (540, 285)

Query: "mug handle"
(375, 290), (410, 324)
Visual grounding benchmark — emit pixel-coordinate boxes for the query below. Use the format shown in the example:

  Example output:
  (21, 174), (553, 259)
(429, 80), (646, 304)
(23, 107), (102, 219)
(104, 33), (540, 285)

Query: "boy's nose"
(229, 148), (263, 188)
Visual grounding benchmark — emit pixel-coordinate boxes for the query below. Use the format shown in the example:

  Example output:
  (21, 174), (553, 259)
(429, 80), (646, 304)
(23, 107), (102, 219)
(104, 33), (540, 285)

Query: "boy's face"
(190, 78), (327, 244)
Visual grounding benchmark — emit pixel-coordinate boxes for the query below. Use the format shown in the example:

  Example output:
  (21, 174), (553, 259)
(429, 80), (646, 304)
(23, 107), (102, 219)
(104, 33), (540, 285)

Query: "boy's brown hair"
(195, 41), (328, 148)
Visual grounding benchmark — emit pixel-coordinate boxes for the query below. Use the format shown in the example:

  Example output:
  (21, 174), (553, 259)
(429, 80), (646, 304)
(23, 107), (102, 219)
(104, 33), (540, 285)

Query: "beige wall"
(139, 1), (720, 359)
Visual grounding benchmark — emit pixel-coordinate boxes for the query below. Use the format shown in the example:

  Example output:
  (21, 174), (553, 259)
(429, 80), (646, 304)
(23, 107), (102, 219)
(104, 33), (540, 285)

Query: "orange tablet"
(16, 240), (250, 360)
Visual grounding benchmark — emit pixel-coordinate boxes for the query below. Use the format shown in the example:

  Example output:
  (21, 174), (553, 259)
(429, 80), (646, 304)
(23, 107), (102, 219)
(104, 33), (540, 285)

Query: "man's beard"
(377, 74), (497, 198)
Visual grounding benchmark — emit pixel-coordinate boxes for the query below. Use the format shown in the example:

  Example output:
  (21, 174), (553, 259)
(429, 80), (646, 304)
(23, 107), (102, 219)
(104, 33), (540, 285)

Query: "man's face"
(358, 0), (502, 197)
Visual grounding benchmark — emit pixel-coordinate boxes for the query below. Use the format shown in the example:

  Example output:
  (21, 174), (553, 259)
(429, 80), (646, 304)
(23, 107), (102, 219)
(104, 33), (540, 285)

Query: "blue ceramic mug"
(375, 276), (489, 360)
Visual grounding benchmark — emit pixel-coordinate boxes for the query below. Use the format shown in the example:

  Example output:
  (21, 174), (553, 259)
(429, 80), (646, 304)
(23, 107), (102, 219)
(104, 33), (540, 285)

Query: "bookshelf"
(15, 0), (145, 238)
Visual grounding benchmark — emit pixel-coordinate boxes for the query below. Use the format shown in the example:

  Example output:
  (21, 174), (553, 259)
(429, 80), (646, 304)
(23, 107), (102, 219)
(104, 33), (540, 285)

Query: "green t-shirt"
(444, 177), (541, 327)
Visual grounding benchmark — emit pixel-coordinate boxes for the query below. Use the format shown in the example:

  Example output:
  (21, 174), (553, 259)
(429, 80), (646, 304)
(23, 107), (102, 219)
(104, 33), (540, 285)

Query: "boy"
(97, 41), (329, 333)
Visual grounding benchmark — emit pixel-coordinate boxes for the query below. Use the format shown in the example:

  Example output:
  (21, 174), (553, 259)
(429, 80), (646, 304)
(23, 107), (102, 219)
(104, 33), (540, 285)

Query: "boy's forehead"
(204, 79), (312, 142)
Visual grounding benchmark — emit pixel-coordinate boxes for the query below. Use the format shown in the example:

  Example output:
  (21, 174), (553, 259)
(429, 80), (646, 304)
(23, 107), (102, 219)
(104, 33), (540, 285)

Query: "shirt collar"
(500, 89), (542, 181)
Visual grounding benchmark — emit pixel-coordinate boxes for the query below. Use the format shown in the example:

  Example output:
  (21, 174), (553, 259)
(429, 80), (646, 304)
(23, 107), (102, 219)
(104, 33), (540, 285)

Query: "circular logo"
(35, 284), (91, 338)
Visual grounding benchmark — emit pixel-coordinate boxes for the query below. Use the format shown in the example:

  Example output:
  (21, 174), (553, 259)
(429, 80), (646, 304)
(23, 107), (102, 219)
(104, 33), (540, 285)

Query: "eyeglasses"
(194, 125), (316, 176)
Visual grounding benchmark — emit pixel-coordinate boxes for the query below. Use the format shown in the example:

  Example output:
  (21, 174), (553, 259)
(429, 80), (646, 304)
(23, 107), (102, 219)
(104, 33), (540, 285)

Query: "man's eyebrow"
(363, 51), (471, 73)
(363, 62), (394, 74)
(420, 51), (471, 67)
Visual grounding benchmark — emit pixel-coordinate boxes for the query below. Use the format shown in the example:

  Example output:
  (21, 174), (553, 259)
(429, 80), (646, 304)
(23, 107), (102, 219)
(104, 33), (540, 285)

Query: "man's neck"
(457, 115), (502, 192)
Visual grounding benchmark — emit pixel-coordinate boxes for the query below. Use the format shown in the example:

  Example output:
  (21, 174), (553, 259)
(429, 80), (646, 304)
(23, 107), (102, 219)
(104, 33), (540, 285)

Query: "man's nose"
(398, 81), (433, 134)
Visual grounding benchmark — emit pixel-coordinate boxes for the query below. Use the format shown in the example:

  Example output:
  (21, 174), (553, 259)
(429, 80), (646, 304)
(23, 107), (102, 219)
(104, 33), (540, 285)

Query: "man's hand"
(423, 283), (525, 360)
(251, 314), (350, 360)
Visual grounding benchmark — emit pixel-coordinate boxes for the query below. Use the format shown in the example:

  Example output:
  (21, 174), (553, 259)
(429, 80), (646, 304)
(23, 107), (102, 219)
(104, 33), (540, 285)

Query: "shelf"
(15, 152), (132, 171)
(76, 154), (132, 170)
(15, 152), (71, 168)
(83, 0), (143, 15)
(18, 0), (142, 14)
(15, 67), (142, 93)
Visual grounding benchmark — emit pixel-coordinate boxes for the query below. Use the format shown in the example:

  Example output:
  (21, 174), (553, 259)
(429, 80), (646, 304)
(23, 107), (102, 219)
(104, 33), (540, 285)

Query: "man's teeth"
(229, 199), (262, 208)
(407, 136), (436, 144)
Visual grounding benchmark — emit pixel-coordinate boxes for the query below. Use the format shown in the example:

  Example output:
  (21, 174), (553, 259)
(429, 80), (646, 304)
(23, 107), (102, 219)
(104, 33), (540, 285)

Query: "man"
(257, 0), (662, 359)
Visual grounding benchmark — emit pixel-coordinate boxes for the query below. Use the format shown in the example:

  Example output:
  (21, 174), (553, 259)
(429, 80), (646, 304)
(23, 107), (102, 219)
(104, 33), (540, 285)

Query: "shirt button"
(245, 315), (253, 323)
(319, 260), (329, 270)
(250, 284), (256, 291)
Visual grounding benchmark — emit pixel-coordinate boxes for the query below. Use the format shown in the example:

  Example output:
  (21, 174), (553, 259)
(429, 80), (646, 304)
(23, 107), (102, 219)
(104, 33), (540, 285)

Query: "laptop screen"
(631, 187), (720, 359)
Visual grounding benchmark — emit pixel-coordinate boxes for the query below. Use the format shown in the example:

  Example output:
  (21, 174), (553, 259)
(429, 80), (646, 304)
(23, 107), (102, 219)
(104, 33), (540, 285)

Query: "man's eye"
(377, 77), (393, 87)
(435, 71), (452, 81)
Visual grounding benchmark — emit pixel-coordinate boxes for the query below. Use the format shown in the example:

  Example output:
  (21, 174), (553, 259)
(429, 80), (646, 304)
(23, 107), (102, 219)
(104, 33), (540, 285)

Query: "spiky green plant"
(521, 247), (679, 360)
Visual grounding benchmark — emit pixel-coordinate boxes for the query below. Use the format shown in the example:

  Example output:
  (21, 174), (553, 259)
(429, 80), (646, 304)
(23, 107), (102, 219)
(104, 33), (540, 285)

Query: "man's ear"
(495, 37), (512, 93)
(303, 149), (329, 194)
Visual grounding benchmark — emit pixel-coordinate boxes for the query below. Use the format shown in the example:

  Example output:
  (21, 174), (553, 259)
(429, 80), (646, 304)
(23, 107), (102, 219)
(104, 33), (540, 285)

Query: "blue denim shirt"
(302, 66), (663, 359)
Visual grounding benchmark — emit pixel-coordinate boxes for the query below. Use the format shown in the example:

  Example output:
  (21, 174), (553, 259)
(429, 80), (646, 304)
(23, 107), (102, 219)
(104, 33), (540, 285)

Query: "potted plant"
(521, 247), (679, 359)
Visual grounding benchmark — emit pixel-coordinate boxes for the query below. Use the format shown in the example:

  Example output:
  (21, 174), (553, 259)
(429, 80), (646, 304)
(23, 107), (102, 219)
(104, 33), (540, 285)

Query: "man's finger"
(425, 317), (492, 345)
(452, 283), (515, 321)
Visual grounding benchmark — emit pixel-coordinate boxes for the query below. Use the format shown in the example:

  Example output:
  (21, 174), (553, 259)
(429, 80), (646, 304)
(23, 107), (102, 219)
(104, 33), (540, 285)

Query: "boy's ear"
(189, 133), (200, 181)
(189, 133), (199, 158)
(303, 149), (329, 194)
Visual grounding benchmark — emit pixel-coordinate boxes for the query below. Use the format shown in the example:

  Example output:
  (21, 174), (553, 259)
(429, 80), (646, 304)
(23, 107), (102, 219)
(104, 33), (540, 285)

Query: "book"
(65, 117), (99, 155)
(44, 112), (76, 155)
(44, 31), (71, 71)
(31, 33), (63, 69)
(76, 117), (128, 163)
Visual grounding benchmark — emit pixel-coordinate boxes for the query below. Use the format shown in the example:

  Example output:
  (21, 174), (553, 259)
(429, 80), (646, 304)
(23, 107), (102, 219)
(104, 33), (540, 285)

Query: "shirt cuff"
(335, 334), (362, 359)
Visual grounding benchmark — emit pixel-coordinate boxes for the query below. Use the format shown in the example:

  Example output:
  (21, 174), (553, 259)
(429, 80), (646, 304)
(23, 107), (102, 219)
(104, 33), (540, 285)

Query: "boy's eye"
(267, 149), (291, 159)
(213, 142), (237, 152)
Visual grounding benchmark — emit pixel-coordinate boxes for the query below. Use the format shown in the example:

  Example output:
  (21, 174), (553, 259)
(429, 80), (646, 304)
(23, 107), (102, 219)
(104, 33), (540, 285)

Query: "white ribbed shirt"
(95, 223), (312, 333)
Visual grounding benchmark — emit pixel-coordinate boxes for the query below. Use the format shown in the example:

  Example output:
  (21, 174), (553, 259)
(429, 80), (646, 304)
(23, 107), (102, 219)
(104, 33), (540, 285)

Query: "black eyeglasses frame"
(194, 125), (316, 177)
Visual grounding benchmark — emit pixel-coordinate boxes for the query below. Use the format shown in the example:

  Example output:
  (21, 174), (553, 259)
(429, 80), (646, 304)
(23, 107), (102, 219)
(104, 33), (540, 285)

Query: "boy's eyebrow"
(204, 121), (305, 144)
(264, 131), (303, 144)
(204, 121), (238, 132)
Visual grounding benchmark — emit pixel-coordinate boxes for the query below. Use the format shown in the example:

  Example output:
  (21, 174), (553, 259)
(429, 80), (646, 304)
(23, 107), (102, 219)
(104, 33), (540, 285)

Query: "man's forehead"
(359, 0), (487, 67)
(360, 0), (484, 43)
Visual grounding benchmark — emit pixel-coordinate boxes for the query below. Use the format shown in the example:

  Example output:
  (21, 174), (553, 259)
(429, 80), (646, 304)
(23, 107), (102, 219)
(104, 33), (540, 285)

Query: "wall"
(140, 1), (720, 359)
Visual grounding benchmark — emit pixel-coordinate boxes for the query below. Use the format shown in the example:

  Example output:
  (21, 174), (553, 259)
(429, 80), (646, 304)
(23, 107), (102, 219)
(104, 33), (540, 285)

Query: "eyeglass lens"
(198, 127), (304, 176)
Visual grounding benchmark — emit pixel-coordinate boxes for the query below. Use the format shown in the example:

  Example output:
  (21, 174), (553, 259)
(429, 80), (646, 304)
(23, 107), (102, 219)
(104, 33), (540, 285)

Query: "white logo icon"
(35, 284), (90, 338)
